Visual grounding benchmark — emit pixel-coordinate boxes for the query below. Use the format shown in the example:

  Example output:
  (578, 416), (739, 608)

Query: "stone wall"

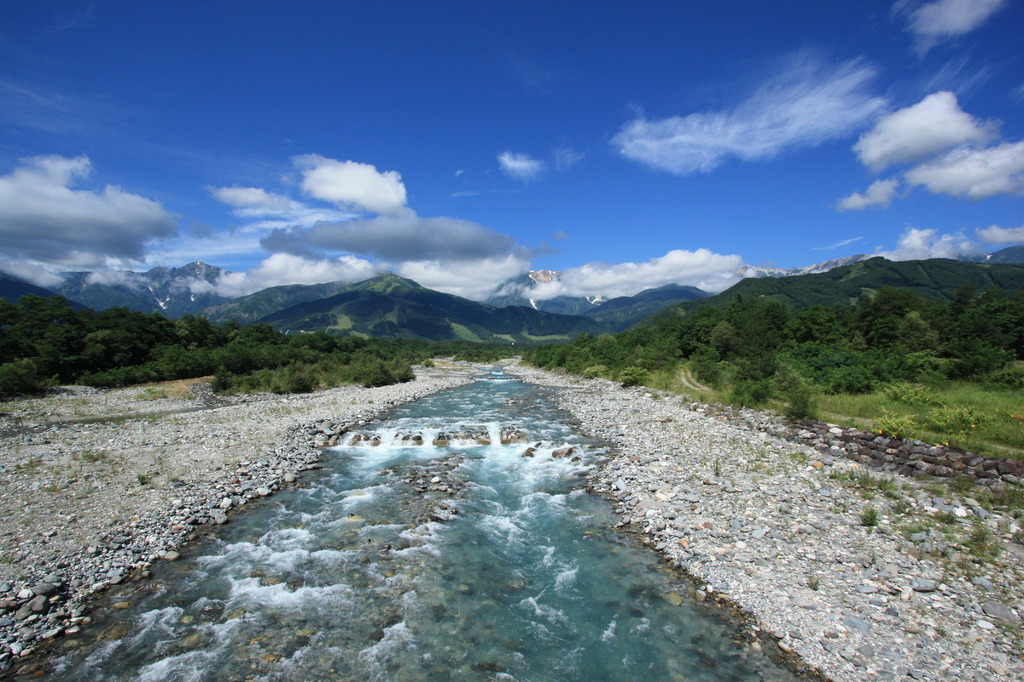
(781, 421), (1024, 489)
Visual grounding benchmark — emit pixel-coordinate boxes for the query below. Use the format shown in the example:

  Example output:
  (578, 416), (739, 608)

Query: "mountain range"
(2, 246), (1022, 343)
(211, 273), (608, 343)
(644, 256), (1024, 326)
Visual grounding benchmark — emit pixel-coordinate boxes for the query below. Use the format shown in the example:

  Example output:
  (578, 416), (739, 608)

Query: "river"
(46, 368), (798, 680)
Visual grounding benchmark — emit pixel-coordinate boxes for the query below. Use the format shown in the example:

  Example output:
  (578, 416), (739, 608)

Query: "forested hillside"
(525, 285), (1024, 453)
(0, 295), (458, 395)
(645, 258), (1024, 325)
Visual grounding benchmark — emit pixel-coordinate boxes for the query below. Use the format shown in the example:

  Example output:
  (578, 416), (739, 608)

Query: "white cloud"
(397, 253), (532, 300)
(209, 253), (380, 298)
(209, 186), (300, 213)
(853, 91), (997, 171)
(498, 151), (546, 182)
(876, 226), (984, 260)
(838, 178), (902, 210)
(530, 249), (743, 300)
(0, 155), (178, 267)
(293, 154), (409, 216)
(263, 214), (519, 262)
(904, 141), (1024, 199)
(976, 224), (1024, 244)
(0, 257), (65, 289)
(896, 0), (1007, 53)
(612, 54), (884, 175)
(208, 184), (355, 234)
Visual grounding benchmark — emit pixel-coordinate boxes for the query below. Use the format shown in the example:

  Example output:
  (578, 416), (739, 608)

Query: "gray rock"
(30, 583), (57, 598)
(911, 579), (937, 593)
(843, 614), (871, 635)
(981, 601), (1021, 624)
(972, 577), (995, 591)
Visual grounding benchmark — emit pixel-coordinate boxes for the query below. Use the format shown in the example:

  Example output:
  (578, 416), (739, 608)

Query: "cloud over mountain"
(0, 155), (178, 268)
(262, 214), (519, 262)
(530, 248), (743, 300)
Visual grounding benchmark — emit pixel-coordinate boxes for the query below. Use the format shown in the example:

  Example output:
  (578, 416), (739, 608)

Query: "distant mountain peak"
(528, 270), (559, 284)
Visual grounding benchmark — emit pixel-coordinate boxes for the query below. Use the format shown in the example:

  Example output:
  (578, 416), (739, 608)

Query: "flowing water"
(47, 369), (798, 681)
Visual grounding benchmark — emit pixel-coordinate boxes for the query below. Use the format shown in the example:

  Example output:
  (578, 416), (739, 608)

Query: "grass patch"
(964, 522), (1002, 560)
(818, 382), (1024, 459)
(137, 386), (168, 401)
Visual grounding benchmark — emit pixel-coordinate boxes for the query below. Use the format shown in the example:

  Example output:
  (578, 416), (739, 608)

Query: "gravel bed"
(506, 360), (1024, 682)
(0, 365), (477, 669)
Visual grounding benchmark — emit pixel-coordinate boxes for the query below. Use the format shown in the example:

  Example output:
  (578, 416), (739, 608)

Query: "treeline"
(0, 295), (512, 395)
(524, 286), (1024, 416)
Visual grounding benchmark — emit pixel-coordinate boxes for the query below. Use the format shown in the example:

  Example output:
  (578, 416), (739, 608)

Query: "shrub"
(927, 405), (993, 436)
(860, 505), (879, 527)
(988, 366), (1024, 389)
(618, 366), (648, 387)
(582, 365), (608, 379)
(825, 366), (875, 394)
(0, 359), (48, 395)
(729, 378), (773, 407)
(783, 380), (816, 420)
(874, 410), (917, 439)
(881, 381), (934, 406)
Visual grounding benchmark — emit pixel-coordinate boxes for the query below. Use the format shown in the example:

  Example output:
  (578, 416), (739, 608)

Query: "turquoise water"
(47, 369), (797, 680)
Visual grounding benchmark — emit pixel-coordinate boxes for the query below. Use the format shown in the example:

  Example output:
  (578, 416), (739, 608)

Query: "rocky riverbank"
(0, 365), (477, 671)
(506, 361), (1024, 682)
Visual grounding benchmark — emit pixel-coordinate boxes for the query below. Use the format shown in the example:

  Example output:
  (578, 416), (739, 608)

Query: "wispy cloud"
(498, 151), (546, 182)
(611, 52), (885, 175)
(553, 147), (584, 171)
(814, 236), (864, 251)
(894, 0), (1007, 54)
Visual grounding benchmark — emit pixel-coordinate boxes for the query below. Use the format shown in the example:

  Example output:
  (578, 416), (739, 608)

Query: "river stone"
(981, 601), (1021, 624)
(911, 579), (937, 593)
(843, 614), (871, 635)
(30, 583), (57, 597)
(972, 577), (995, 591)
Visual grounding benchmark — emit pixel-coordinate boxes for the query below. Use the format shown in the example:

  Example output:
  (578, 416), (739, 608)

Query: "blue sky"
(1, 1), (1022, 300)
